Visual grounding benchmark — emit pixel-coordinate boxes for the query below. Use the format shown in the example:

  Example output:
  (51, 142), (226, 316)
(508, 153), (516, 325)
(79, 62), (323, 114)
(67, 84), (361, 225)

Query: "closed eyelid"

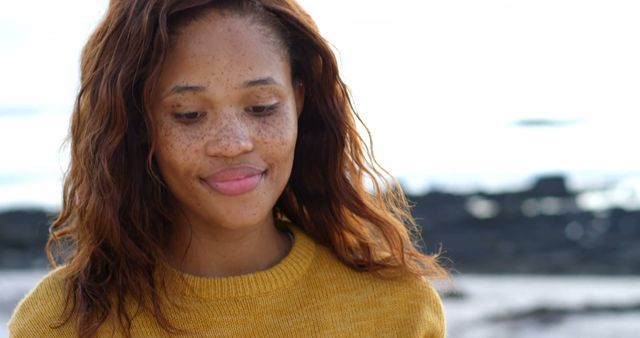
(171, 111), (206, 124)
(246, 103), (280, 115)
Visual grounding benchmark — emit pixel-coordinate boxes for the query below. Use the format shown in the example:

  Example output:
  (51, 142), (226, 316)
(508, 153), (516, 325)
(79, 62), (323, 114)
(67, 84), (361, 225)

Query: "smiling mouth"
(201, 167), (266, 196)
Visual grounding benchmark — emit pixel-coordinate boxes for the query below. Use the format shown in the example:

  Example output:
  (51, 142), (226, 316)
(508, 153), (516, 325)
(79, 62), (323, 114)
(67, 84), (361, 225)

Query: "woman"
(9, 0), (448, 337)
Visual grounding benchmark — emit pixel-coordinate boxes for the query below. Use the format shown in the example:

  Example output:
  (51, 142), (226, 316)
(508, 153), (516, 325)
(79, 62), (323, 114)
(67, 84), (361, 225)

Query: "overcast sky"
(1, 0), (639, 208)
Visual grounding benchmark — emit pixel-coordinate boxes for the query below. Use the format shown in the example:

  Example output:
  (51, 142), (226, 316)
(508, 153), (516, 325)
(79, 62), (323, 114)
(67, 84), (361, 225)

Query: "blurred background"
(1, 0), (639, 337)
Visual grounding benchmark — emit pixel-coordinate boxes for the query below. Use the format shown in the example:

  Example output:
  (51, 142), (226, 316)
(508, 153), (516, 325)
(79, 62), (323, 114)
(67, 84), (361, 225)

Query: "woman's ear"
(294, 80), (305, 118)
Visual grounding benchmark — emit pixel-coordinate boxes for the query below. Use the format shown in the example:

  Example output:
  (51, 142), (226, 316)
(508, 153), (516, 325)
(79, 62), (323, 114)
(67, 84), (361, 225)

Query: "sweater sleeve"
(8, 269), (74, 338)
(375, 273), (447, 338)
(419, 278), (446, 338)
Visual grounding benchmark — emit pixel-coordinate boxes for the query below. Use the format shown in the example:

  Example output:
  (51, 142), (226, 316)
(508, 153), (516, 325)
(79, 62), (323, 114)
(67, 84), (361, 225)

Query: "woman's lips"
(202, 166), (265, 196)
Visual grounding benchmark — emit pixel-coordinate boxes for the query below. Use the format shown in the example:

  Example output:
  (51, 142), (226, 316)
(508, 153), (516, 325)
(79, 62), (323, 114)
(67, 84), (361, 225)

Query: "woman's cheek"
(157, 124), (195, 169)
(259, 110), (298, 150)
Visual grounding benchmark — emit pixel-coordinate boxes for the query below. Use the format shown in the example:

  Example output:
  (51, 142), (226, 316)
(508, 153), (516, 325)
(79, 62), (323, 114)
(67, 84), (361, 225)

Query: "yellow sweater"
(9, 224), (445, 337)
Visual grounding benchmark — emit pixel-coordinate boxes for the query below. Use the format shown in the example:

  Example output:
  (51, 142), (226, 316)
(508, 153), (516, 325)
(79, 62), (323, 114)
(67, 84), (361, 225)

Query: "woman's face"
(151, 11), (302, 232)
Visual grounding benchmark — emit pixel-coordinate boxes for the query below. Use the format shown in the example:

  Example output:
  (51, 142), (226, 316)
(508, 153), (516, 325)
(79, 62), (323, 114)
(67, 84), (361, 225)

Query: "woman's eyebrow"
(162, 77), (283, 99)
(242, 77), (282, 88)
(164, 84), (205, 98)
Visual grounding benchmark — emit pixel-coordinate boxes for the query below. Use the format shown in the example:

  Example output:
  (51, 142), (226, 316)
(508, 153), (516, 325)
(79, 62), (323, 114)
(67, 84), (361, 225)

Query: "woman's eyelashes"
(245, 103), (280, 116)
(172, 111), (205, 124)
(170, 102), (281, 125)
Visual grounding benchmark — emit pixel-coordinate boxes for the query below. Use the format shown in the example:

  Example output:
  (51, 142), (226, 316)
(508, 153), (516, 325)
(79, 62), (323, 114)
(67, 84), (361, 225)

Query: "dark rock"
(410, 175), (640, 275)
(0, 209), (54, 268)
(488, 301), (640, 323)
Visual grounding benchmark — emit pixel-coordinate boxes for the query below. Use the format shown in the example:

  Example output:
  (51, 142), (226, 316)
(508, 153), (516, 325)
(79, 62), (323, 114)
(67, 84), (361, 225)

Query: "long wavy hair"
(48, 0), (448, 336)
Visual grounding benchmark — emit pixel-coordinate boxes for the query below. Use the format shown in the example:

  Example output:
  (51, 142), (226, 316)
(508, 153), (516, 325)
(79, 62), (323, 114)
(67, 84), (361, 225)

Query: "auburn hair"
(47, 0), (448, 336)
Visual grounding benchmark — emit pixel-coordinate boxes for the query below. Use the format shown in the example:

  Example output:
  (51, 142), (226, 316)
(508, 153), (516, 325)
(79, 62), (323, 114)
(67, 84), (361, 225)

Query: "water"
(0, 270), (47, 338)
(2, 109), (640, 211)
(440, 275), (640, 338)
(2, 271), (640, 337)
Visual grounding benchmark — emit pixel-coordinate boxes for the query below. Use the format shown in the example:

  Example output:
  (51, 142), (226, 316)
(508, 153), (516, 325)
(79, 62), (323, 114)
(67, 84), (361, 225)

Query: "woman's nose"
(204, 113), (254, 158)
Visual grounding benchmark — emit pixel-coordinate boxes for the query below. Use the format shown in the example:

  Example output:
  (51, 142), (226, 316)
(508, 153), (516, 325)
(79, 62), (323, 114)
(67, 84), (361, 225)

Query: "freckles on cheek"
(159, 122), (204, 155)
(258, 114), (298, 150)
(160, 125), (179, 154)
(157, 124), (189, 165)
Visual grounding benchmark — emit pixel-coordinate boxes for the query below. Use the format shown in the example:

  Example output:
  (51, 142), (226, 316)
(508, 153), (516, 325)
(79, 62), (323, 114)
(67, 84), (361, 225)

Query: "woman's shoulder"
(314, 244), (444, 298)
(8, 266), (74, 337)
(307, 244), (446, 336)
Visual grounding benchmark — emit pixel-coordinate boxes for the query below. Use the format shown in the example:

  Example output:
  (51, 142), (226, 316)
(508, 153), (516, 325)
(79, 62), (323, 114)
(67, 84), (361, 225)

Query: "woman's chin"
(201, 212), (275, 231)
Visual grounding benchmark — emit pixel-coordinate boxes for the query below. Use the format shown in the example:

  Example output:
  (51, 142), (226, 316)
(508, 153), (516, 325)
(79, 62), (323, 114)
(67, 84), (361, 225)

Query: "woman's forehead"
(170, 8), (287, 57)
(156, 12), (292, 100)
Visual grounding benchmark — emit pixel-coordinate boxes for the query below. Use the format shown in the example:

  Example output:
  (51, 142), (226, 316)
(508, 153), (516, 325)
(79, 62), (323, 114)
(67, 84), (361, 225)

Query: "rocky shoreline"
(1, 175), (638, 273)
(411, 175), (640, 274)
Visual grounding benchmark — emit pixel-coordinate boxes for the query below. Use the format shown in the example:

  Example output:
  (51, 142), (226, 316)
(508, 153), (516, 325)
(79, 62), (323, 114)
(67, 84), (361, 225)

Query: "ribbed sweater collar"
(164, 223), (316, 299)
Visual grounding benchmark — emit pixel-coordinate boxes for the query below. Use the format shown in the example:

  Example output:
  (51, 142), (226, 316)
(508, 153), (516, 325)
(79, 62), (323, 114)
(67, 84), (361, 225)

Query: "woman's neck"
(165, 216), (292, 278)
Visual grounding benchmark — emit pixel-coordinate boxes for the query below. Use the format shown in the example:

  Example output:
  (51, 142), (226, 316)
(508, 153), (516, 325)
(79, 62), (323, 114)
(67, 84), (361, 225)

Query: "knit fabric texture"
(9, 224), (445, 337)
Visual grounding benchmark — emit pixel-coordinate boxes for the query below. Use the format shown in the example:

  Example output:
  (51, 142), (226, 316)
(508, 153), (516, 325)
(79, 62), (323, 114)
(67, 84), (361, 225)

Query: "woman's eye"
(172, 111), (205, 124)
(246, 103), (279, 116)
